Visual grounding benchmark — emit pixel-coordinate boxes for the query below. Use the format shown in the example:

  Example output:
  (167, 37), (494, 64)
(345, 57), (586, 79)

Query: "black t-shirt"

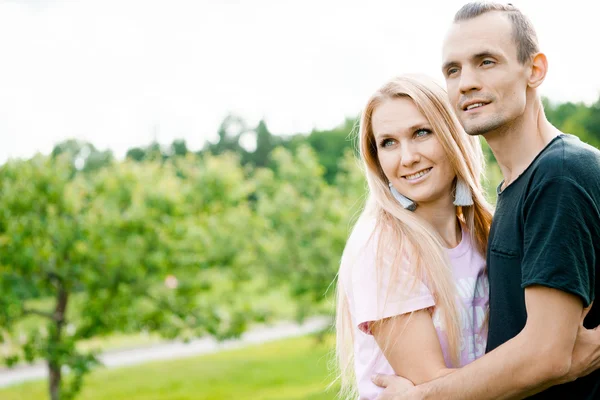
(486, 134), (600, 399)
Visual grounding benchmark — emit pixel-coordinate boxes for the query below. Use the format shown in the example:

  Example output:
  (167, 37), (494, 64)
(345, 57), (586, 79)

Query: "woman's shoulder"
(341, 215), (379, 263)
(349, 214), (379, 241)
(340, 214), (412, 275)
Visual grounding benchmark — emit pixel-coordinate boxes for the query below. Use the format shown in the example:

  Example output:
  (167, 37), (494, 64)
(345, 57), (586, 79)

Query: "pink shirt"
(339, 217), (488, 399)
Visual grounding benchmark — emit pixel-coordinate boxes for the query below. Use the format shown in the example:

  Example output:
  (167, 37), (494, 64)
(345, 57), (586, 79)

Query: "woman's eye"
(415, 129), (431, 138)
(380, 138), (396, 148)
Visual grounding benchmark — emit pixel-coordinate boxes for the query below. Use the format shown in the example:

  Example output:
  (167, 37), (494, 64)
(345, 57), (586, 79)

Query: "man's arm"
(375, 175), (600, 399)
(375, 285), (582, 400)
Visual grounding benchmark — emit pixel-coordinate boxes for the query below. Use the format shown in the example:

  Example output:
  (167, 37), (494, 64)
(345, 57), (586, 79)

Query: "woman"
(335, 75), (494, 399)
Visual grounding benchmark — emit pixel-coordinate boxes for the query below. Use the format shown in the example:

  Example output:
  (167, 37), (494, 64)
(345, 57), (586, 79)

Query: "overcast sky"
(1, 0), (598, 162)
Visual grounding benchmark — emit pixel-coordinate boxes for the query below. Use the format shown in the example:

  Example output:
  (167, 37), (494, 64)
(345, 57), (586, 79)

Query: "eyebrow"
(442, 50), (501, 73)
(473, 51), (499, 60)
(374, 122), (431, 140)
(441, 60), (459, 74)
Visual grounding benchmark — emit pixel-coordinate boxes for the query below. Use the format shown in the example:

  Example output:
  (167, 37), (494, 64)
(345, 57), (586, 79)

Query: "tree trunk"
(49, 359), (61, 400)
(48, 285), (69, 400)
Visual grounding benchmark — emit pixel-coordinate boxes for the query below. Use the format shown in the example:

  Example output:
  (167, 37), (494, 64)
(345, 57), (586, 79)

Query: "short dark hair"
(454, 2), (539, 64)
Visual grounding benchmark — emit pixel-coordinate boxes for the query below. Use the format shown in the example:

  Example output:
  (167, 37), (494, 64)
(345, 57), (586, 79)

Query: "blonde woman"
(335, 75), (494, 399)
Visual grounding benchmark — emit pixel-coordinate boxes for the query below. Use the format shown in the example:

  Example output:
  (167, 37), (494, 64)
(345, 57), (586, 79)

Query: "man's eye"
(482, 60), (495, 66)
(447, 68), (459, 76)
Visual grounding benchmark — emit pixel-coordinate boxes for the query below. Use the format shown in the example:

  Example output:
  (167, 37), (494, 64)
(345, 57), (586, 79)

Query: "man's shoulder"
(530, 134), (600, 184)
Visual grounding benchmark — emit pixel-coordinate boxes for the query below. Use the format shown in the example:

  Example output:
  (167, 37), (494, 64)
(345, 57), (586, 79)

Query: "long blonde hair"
(334, 75), (493, 399)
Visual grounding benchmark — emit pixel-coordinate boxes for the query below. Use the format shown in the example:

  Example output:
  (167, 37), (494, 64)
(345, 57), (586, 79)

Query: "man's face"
(441, 12), (531, 136)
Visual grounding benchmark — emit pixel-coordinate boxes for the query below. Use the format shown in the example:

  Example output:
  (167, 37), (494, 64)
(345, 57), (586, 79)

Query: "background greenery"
(1, 96), (599, 399)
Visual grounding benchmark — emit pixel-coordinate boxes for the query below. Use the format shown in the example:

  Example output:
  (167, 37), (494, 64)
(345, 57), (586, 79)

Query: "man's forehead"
(442, 14), (514, 62)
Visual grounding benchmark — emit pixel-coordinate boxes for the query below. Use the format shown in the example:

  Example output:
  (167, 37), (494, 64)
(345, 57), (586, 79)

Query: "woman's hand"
(372, 374), (421, 400)
(567, 302), (600, 382)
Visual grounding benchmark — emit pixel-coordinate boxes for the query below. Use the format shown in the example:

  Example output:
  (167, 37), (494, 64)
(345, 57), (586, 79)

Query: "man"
(372, 2), (600, 399)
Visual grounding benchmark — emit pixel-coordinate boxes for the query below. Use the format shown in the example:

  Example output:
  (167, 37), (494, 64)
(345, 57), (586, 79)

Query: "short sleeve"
(521, 177), (597, 306)
(349, 230), (435, 335)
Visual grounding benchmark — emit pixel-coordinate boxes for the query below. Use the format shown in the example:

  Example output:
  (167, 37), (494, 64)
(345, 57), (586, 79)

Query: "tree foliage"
(1, 95), (599, 398)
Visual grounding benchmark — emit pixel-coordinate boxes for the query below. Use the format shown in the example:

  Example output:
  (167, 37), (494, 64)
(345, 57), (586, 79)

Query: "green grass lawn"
(0, 334), (339, 400)
(3, 276), (334, 365)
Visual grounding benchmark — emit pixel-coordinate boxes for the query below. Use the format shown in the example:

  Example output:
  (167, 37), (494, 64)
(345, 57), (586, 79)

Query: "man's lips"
(461, 100), (491, 111)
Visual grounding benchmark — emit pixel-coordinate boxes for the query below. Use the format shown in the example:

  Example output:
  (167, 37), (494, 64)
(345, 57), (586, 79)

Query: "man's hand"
(372, 374), (420, 400)
(567, 303), (600, 381)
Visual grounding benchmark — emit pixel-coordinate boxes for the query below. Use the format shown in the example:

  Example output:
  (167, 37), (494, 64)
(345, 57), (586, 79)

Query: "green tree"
(169, 139), (189, 157)
(51, 140), (113, 173)
(254, 146), (360, 318)
(0, 153), (263, 400)
(252, 119), (275, 167)
(582, 96), (600, 146)
(304, 118), (357, 184)
(205, 114), (247, 156)
(125, 146), (146, 162)
(543, 96), (600, 148)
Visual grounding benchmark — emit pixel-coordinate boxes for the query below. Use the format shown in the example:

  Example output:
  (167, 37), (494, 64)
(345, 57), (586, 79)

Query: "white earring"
(389, 182), (417, 211)
(454, 178), (474, 206)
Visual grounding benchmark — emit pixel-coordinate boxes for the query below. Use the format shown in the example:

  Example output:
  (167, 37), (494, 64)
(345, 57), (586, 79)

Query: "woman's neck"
(415, 196), (461, 248)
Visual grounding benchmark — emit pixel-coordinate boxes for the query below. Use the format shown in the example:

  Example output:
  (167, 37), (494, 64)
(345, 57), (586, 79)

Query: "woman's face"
(371, 97), (456, 207)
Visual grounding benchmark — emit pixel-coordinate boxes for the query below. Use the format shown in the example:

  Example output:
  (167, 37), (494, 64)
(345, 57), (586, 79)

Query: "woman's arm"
(371, 309), (454, 385)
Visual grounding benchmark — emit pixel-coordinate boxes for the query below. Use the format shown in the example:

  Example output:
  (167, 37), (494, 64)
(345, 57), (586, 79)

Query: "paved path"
(0, 316), (331, 388)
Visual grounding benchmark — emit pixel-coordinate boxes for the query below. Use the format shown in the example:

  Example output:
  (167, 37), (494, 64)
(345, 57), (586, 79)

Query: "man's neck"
(485, 100), (560, 189)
